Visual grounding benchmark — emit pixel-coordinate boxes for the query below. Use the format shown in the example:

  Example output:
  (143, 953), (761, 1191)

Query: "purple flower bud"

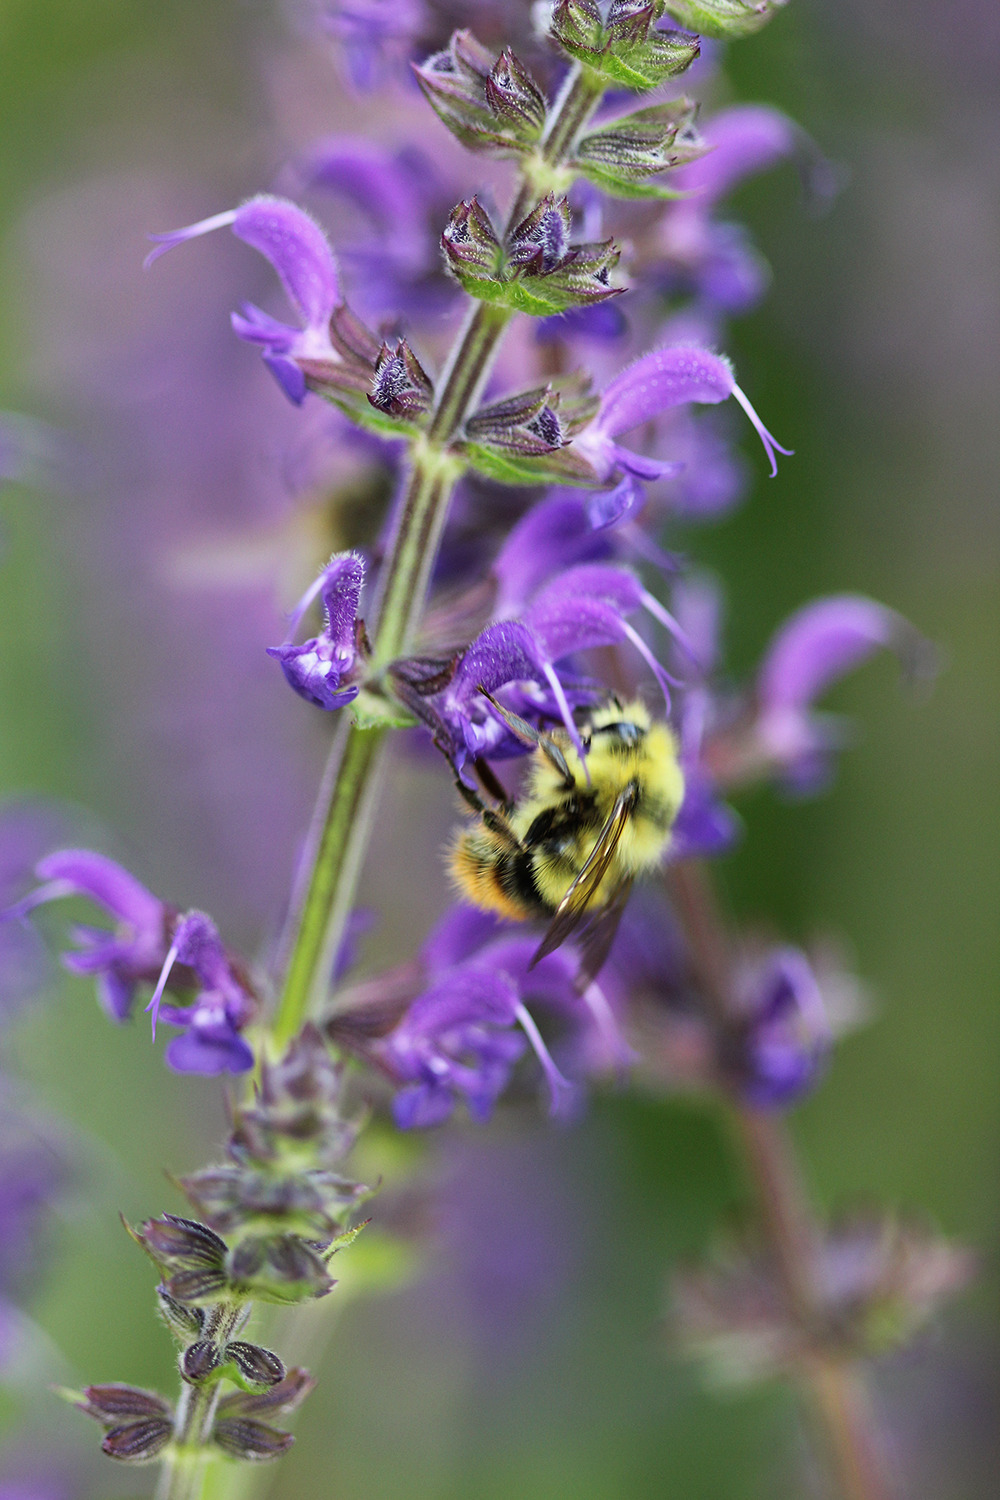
(267, 551), (366, 710)
(577, 344), (792, 480)
(755, 594), (933, 792)
(737, 947), (830, 1108)
(146, 196), (343, 404)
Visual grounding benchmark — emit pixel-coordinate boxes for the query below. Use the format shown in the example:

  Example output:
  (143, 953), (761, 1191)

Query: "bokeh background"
(0, 1), (997, 1496)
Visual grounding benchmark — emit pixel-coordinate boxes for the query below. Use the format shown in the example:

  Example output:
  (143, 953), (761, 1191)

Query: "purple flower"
(735, 948), (830, 1107)
(675, 106), (797, 213)
(295, 138), (453, 321)
(146, 910), (255, 1075)
(0, 802), (74, 1013)
(412, 561), (695, 772)
(146, 196), (343, 403)
(380, 907), (630, 1127)
(267, 551), (367, 709)
(319, 0), (427, 91)
(9, 852), (255, 1073)
(754, 594), (933, 793)
(8, 851), (168, 1021)
(659, 106), (797, 314)
(575, 345), (792, 481)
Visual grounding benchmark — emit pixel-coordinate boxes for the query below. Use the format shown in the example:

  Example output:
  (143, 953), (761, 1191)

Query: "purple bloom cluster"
(336, 906), (630, 1128)
(9, 852), (257, 1074)
(131, 15), (929, 1128)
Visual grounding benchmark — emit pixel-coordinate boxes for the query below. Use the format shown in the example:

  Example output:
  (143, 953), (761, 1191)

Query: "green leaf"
(459, 441), (600, 487)
(573, 163), (689, 199)
(350, 690), (417, 732)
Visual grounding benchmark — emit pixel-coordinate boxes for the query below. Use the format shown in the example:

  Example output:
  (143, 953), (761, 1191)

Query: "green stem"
(540, 62), (603, 168)
(155, 1304), (247, 1500)
(667, 863), (898, 1500)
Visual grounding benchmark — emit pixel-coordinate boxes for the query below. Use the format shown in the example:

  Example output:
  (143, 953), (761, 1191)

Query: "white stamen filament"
(515, 1003), (574, 1117)
(143, 210), (239, 270)
(730, 383), (794, 478)
(145, 939), (180, 1040)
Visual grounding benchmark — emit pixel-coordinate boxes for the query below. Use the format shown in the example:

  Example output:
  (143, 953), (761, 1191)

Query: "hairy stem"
(155, 1304), (247, 1500)
(667, 863), (898, 1500)
(270, 64), (604, 1045)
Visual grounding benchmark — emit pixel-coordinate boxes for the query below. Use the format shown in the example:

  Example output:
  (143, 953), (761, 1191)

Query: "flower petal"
(757, 595), (922, 712)
(230, 196), (341, 330)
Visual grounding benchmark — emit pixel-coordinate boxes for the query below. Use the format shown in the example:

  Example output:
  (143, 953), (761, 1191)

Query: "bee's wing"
(574, 873), (634, 990)
(530, 787), (637, 969)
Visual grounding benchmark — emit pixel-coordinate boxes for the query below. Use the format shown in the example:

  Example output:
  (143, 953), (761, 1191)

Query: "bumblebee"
(450, 694), (684, 977)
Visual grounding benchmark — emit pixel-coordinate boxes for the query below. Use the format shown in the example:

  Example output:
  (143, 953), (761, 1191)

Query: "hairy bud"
(573, 99), (707, 198)
(414, 31), (547, 155)
(466, 387), (566, 456)
(369, 340), (434, 420)
(550, 0), (700, 89)
(70, 1384), (174, 1464)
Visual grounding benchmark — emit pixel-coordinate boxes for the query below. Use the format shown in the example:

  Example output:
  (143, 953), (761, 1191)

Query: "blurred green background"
(0, 1), (997, 1496)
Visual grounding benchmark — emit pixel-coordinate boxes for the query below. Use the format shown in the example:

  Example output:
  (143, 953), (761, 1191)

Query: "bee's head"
(588, 697), (652, 742)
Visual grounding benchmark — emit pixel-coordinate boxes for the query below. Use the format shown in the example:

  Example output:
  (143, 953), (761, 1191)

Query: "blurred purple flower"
(9, 851), (167, 1022)
(0, 803), (73, 1013)
(754, 594), (934, 793)
(294, 138), (455, 321)
(10, 852), (256, 1074)
(318, 0), (427, 91)
(659, 106), (797, 314)
(146, 196), (344, 403)
(267, 550), (367, 709)
(575, 344), (791, 481)
(735, 947), (830, 1107)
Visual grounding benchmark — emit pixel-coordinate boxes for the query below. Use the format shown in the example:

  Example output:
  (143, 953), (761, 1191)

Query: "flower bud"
(466, 387), (566, 456)
(218, 1368), (315, 1419)
(129, 1214), (231, 1304)
(442, 197), (503, 284)
(82, 1384), (172, 1422)
(228, 1232), (334, 1304)
(71, 1385), (174, 1464)
(663, 0), (788, 40)
(102, 1417), (174, 1462)
(157, 1285), (206, 1341)
(226, 1341), (287, 1389)
(414, 31), (543, 156)
(181, 1340), (221, 1383)
(484, 49), (548, 134)
(213, 1416), (294, 1462)
(549, 0), (700, 90)
(574, 100), (707, 198)
(369, 339), (434, 420)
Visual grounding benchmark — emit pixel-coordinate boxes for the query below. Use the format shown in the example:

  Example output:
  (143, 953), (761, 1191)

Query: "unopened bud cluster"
(64, 1028), (367, 1463)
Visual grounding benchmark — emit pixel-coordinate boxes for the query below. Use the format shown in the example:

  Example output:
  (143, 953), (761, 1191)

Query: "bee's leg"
(442, 747), (522, 852)
(477, 686), (575, 789)
(473, 755), (509, 806)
